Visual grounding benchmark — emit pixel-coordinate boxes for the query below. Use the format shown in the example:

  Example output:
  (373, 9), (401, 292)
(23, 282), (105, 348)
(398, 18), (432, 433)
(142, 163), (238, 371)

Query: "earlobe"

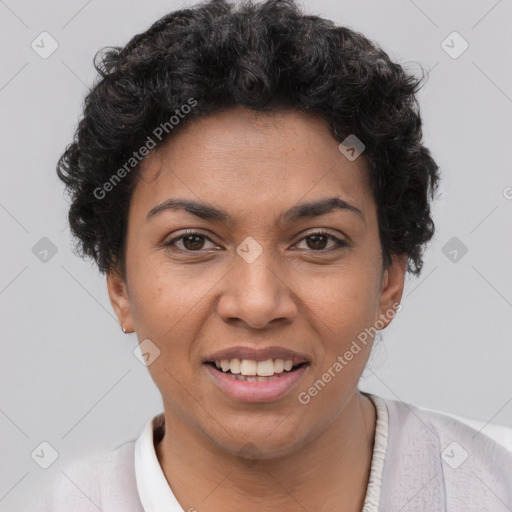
(106, 268), (134, 332)
(377, 253), (407, 329)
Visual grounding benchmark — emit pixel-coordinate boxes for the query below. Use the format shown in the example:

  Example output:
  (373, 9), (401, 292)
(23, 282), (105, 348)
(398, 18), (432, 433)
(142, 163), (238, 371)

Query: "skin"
(107, 105), (407, 512)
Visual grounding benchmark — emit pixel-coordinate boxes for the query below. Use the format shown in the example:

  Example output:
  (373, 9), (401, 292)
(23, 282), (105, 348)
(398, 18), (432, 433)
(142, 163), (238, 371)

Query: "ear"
(376, 253), (407, 329)
(106, 267), (134, 332)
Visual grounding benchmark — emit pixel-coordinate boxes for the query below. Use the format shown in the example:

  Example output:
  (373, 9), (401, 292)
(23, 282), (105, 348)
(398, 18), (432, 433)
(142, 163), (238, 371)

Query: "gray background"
(1, 0), (511, 509)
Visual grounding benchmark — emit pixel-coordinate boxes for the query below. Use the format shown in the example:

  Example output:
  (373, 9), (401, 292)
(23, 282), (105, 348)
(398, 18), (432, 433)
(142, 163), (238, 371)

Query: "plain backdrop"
(1, 0), (511, 509)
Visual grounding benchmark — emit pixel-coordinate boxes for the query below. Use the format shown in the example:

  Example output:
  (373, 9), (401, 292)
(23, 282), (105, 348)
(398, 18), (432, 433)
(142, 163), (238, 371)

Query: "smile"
(203, 359), (310, 402)
(207, 357), (308, 380)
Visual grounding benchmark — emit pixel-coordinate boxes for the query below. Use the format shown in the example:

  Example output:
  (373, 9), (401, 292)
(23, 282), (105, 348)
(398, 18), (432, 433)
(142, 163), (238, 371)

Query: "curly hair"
(57, 0), (440, 279)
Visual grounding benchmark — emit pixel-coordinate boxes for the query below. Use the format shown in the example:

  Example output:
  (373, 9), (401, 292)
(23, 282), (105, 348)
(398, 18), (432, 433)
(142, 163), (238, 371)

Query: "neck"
(155, 391), (376, 512)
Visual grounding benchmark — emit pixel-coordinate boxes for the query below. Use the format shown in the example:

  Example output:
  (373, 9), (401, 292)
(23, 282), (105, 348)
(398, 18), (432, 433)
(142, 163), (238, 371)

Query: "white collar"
(134, 393), (388, 512)
(134, 413), (184, 511)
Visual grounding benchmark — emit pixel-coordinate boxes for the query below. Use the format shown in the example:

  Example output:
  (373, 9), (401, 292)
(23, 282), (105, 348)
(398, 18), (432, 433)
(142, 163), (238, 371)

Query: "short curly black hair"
(57, 0), (440, 279)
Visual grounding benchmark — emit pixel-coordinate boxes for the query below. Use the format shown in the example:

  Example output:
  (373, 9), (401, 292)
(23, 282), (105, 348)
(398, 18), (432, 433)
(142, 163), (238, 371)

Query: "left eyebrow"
(146, 196), (364, 224)
(278, 197), (364, 224)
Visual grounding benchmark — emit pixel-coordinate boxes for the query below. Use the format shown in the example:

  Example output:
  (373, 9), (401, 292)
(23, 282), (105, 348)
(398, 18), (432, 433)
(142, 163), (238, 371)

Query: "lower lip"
(203, 364), (309, 403)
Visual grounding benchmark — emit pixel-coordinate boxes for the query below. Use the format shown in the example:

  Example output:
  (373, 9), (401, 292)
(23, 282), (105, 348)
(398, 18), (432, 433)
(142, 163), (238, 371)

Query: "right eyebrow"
(146, 198), (230, 222)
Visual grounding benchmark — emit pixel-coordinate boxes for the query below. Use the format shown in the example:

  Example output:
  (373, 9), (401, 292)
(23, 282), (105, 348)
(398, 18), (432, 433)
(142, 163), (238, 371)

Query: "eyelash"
(164, 229), (348, 253)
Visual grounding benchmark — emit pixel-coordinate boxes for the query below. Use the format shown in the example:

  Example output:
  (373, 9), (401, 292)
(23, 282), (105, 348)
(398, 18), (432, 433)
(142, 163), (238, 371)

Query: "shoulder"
(387, 396), (512, 466)
(372, 394), (512, 511)
(26, 440), (143, 512)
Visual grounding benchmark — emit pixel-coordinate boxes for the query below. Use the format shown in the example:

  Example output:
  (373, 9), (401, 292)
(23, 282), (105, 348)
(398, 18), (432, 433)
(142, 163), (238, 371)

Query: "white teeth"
(231, 374), (280, 382)
(256, 359), (275, 377)
(274, 359), (284, 372)
(212, 358), (299, 376)
(240, 360), (258, 376)
(230, 358), (241, 374)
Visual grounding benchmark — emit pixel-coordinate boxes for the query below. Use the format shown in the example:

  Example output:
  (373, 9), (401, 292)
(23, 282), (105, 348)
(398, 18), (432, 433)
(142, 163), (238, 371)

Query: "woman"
(32, 0), (512, 510)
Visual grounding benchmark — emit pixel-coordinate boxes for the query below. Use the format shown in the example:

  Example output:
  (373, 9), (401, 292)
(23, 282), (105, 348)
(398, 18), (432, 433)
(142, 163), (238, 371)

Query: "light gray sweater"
(24, 393), (512, 511)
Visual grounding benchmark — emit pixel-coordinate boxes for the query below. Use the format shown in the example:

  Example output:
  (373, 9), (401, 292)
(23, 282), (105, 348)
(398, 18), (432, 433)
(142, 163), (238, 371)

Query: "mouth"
(204, 358), (310, 382)
(201, 347), (311, 403)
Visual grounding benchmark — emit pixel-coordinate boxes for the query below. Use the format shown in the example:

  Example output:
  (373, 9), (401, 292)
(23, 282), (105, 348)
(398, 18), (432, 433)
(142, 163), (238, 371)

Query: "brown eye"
(296, 231), (348, 252)
(164, 231), (217, 252)
(182, 234), (206, 251)
(306, 234), (329, 250)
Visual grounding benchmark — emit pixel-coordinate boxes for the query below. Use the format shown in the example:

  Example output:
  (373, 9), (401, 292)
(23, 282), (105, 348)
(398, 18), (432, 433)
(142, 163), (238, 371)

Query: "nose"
(216, 248), (298, 329)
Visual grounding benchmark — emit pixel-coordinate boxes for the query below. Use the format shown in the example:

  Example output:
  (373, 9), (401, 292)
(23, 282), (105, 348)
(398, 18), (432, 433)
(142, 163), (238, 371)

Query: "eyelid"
(292, 228), (348, 250)
(164, 229), (219, 248)
(298, 227), (346, 241)
(164, 228), (348, 252)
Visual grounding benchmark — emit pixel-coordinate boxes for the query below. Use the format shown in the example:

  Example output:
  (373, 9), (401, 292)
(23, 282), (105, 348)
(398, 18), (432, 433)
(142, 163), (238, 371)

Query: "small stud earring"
(121, 324), (127, 334)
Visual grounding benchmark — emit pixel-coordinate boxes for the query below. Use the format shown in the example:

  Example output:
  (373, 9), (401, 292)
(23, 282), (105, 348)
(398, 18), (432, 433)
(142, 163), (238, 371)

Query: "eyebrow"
(146, 196), (364, 224)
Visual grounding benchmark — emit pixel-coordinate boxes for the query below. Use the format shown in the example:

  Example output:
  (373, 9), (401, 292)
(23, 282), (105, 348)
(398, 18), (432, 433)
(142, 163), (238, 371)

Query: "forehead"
(130, 106), (373, 222)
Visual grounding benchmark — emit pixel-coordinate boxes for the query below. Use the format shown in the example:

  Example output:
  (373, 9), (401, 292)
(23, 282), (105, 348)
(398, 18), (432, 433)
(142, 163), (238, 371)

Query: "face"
(107, 105), (406, 458)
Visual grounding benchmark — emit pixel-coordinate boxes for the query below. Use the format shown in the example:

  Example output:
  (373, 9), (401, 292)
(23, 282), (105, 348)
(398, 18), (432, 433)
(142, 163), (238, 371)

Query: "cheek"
(296, 271), (378, 415)
(128, 269), (207, 405)
(305, 261), (381, 336)
(301, 259), (381, 393)
(127, 263), (225, 391)
(128, 261), (214, 336)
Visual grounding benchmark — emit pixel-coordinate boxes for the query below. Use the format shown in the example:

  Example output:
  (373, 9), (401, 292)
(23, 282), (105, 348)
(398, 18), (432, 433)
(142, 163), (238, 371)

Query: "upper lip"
(203, 346), (310, 365)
